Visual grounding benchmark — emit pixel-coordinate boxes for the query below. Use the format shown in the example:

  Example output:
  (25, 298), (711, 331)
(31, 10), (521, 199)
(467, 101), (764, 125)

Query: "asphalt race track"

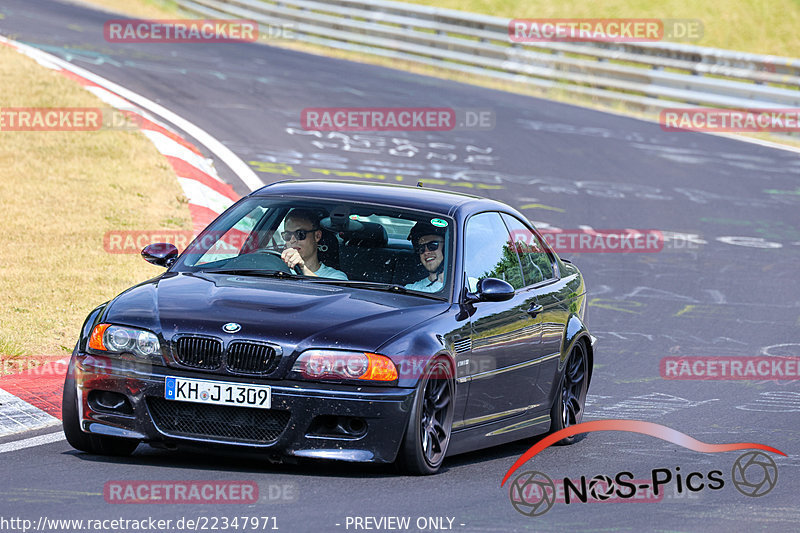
(1, 0), (799, 531)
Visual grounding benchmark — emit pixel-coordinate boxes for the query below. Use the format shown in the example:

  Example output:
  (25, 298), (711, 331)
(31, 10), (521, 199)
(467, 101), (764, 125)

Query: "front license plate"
(164, 376), (271, 409)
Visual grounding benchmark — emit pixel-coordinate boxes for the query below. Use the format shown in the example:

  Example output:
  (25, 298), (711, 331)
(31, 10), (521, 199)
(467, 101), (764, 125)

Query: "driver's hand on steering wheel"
(281, 248), (313, 276)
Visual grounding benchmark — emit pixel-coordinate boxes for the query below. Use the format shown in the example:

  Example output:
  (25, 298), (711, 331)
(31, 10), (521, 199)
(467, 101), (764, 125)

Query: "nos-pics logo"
(501, 420), (783, 516)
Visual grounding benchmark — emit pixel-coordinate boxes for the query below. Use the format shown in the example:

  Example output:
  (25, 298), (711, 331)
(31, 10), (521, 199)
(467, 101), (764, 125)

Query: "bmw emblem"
(222, 322), (241, 334)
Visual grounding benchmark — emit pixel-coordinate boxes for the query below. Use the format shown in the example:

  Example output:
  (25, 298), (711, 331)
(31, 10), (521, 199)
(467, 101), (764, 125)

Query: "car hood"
(102, 272), (449, 354)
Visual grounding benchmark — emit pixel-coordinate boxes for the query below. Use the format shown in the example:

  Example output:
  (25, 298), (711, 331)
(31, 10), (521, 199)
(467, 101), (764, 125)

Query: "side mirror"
(141, 243), (178, 267)
(465, 278), (515, 303)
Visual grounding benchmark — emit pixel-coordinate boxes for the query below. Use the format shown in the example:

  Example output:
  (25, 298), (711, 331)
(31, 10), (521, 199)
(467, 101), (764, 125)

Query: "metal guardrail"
(175, 0), (800, 116)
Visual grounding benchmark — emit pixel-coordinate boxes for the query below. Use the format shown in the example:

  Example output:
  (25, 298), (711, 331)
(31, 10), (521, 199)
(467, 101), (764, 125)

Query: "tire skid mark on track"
(585, 392), (719, 419)
(0, 35), (247, 440)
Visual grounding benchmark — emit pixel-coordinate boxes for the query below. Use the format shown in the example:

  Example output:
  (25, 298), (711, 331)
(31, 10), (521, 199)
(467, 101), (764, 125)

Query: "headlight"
(291, 350), (398, 382)
(88, 324), (161, 360)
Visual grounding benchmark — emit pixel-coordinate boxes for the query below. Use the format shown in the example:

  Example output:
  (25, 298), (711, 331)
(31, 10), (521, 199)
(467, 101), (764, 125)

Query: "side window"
(464, 212), (525, 291)
(501, 214), (555, 285)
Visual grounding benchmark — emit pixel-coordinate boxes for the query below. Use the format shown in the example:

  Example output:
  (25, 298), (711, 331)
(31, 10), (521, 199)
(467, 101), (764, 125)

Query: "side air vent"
(454, 338), (472, 354)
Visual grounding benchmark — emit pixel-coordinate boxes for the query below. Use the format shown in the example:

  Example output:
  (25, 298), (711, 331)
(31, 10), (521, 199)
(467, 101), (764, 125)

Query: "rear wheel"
(397, 358), (454, 475)
(62, 360), (140, 456)
(550, 341), (589, 445)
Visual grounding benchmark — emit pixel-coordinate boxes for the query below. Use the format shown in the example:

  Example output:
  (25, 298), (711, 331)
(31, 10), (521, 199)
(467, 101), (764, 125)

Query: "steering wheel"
(222, 249), (302, 274)
(254, 249), (304, 275)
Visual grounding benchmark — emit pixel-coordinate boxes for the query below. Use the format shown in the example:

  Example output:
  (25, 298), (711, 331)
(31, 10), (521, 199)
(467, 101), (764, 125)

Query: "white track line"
(0, 35), (265, 191)
(0, 432), (66, 454)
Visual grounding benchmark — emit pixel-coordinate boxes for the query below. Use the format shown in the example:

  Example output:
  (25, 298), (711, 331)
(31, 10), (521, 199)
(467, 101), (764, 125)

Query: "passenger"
(405, 221), (446, 292)
(280, 209), (347, 279)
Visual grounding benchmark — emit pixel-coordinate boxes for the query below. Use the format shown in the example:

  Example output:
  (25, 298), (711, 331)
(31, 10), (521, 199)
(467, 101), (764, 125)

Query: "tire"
(62, 359), (140, 456)
(397, 358), (454, 475)
(549, 340), (589, 445)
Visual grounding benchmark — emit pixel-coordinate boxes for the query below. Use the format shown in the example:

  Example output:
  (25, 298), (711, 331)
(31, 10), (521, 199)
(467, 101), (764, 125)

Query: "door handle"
(526, 304), (543, 318)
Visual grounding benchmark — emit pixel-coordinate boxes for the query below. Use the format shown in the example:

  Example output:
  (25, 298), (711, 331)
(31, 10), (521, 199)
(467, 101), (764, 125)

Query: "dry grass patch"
(0, 44), (191, 368)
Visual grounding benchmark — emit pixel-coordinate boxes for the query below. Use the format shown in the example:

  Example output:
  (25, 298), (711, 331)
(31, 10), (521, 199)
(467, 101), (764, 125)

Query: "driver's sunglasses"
(415, 240), (443, 254)
(281, 228), (317, 241)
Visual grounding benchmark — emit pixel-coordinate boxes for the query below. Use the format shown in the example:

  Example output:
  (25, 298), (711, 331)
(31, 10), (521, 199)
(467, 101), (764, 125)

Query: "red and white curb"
(0, 359), (68, 438)
(0, 35), (256, 441)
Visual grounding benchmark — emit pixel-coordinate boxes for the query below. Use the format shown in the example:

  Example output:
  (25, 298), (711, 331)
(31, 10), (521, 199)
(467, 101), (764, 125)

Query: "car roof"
(250, 179), (510, 216)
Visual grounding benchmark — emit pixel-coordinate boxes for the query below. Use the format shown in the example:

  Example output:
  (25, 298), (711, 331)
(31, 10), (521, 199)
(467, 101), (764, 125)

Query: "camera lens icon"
(731, 451), (778, 497)
(508, 471), (556, 516)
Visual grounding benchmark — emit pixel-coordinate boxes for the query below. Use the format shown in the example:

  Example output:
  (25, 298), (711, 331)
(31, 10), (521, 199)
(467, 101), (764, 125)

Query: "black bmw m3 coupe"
(63, 180), (593, 474)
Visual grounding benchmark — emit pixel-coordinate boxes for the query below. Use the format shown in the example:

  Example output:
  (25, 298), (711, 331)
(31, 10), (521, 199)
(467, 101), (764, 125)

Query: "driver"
(404, 221), (446, 292)
(280, 209), (347, 279)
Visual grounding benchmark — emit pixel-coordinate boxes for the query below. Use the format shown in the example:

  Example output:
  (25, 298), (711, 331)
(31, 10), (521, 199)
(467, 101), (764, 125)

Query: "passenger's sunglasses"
(281, 228), (317, 241)
(415, 240), (443, 254)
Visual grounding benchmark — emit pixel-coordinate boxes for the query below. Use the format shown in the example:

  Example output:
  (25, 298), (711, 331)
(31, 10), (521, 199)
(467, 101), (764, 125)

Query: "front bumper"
(72, 354), (415, 463)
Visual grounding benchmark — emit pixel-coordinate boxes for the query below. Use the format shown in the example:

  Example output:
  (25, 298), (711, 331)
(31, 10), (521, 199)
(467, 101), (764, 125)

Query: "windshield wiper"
(200, 269), (299, 279)
(301, 279), (444, 299)
(197, 271), (443, 298)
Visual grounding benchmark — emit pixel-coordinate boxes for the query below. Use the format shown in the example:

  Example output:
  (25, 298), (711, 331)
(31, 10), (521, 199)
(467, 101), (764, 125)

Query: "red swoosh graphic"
(500, 419), (785, 486)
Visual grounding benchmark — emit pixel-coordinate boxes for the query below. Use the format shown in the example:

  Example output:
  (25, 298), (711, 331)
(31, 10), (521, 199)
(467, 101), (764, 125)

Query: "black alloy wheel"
(398, 358), (454, 475)
(550, 341), (589, 445)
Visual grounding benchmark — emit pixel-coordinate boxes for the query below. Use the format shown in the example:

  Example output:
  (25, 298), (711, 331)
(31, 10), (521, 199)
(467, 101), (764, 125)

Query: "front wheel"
(397, 358), (454, 475)
(62, 361), (140, 456)
(549, 341), (589, 445)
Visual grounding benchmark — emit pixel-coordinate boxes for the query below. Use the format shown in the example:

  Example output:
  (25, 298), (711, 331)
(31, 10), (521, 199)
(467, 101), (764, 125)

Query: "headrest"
(342, 221), (388, 247)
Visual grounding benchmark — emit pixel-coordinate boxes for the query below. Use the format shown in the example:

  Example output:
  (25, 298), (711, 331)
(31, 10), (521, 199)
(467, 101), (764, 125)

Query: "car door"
(461, 212), (545, 427)
(502, 214), (567, 410)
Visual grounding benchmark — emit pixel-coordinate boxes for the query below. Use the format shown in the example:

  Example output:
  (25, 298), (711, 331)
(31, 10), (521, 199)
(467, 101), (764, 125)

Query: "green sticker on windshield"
(431, 218), (448, 227)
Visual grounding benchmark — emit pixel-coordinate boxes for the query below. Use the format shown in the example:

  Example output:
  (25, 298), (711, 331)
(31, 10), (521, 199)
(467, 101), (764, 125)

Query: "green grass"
(404, 0), (800, 58)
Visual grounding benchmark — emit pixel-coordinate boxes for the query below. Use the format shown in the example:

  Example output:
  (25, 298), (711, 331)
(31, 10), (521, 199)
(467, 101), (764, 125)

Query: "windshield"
(171, 197), (455, 298)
